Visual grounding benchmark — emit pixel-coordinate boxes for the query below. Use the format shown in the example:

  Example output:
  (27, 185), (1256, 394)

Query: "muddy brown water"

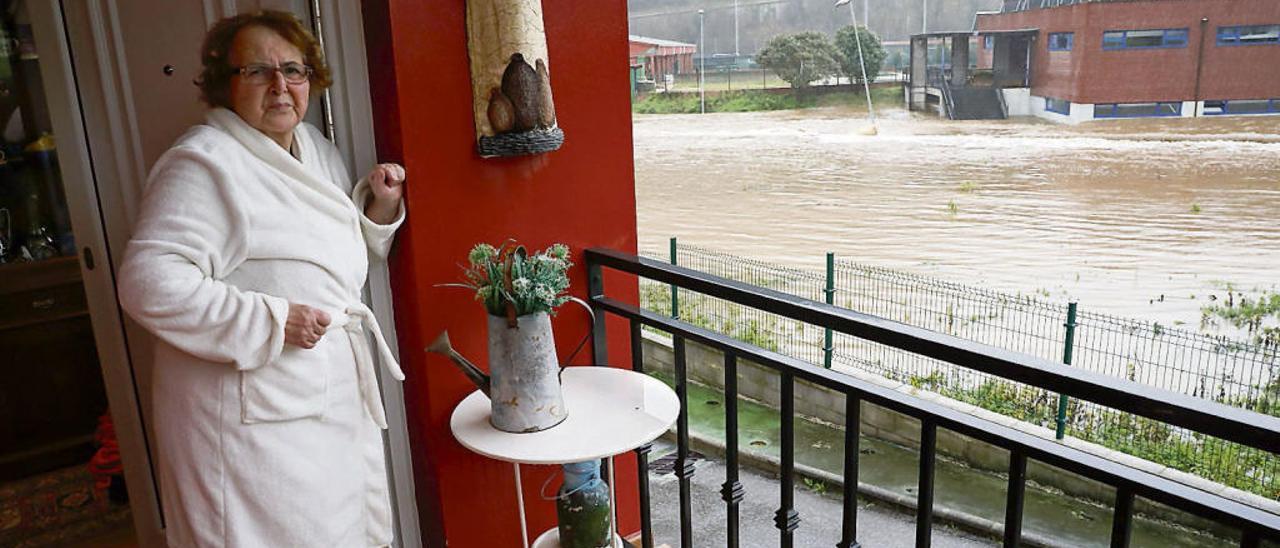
(634, 107), (1280, 334)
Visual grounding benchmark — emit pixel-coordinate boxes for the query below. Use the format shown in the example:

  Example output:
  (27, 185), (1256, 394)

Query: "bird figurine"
(501, 52), (541, 132)
(535, 58), (556, 128)
(486, 87), (515, 134)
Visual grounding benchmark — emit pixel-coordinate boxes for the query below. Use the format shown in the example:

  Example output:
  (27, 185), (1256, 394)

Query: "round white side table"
(451, 366), (680, 548)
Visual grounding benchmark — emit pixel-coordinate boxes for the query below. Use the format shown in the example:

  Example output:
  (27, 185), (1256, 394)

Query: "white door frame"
(47, 0), (421, 545)
(311, 1), (424, 546)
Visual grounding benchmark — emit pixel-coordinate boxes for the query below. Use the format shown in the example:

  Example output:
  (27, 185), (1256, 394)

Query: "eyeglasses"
(232, 62), (313, 85)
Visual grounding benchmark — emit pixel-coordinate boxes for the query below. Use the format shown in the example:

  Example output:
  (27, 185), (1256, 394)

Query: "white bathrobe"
(117, 108), (405, 548)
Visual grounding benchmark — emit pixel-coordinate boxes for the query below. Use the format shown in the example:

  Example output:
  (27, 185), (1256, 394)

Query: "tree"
(755, 32), (841, 91)
(834, 25), (888, 85)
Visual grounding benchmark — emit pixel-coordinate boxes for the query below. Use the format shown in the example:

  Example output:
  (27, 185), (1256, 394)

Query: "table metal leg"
(608, 456), (619, 548)
(514, 463), (529, 548)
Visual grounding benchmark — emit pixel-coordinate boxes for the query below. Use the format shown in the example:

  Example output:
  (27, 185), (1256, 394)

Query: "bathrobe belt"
(329, 303), (405, 429)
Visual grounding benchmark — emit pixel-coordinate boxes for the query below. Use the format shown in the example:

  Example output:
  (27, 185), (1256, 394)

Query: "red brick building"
(963, 0), (1280, 122)
(629, 35), (697, 82)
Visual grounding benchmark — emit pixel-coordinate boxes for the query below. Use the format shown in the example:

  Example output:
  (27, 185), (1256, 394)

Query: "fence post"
(824, 252), (835, 369)
(1055, 302), (1079, 440)
(670, 237), (679, 320)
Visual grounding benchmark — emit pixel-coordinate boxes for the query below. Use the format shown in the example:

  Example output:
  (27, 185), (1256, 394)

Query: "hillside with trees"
(628, 0), (1000, 53)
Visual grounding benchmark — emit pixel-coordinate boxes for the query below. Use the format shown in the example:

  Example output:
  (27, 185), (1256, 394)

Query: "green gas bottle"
(555, 460), (612, 548)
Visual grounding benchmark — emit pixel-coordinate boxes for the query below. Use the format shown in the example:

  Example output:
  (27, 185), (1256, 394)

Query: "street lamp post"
(734, 0), (740, 56)
(835, 0), (876, 127)
(699, 9), (706, 114)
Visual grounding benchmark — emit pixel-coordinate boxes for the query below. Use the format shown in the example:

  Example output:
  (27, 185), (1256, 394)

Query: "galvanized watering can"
(427, 298), (593, 433)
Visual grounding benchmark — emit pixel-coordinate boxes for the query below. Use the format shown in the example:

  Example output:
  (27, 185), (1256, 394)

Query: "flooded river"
(634, 107), (1280, 331)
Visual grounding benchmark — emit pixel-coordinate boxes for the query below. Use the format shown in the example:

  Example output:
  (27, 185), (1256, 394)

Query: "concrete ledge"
(666, 428), (1072, 548)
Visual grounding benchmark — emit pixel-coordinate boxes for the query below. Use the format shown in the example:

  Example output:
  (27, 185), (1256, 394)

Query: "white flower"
(533, 284), (556, 305)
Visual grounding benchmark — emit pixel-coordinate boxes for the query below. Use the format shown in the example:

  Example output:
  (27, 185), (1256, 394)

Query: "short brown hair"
(196, 10), (333, 108)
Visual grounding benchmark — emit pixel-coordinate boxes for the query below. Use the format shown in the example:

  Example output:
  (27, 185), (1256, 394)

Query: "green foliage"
(632, 86), (902, 114)
(714, 91), (800, 112)
(801, 477), (828, 494)
(905, 372), (1280, 498)
(632, 91), (801, 114)
(459, 241), (572, 317)
(834, 25), (887, 84)
(639, 282), (782, 353)
(1201, 289), (1280, 345)
(755, 32), (842, 90)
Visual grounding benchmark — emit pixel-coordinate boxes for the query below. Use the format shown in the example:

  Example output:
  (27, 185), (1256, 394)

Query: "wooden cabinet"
(0, 256), (106, 481)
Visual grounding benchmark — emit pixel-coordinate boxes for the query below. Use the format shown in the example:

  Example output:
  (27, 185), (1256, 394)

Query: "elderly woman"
(117, 11), (406, 547)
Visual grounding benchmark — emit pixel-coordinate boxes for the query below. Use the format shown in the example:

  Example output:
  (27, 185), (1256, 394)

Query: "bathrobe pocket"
(240, 338), (332, 423)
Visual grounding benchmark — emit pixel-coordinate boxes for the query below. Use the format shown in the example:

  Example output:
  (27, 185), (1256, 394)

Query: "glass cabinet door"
(0, 0), (132, 545)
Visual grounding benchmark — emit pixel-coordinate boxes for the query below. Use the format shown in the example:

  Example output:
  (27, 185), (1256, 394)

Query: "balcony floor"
(645, 440), (995, 547)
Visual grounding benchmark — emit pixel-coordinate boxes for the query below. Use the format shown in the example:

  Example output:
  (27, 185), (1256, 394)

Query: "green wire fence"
(639, 239), (1280, 499)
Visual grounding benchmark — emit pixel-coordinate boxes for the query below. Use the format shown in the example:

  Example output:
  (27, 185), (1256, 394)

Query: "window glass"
(984, 36), (993, 49)
(1227, 100), (1270, 114)
(1104, 29), (1189, 49)
(1102, 31), (1124, 49)
(1218, 24), (1280, 45)
(1045, 97), (1070, 115)
(1096, 102), (1181, 118)
(1049, 32), (1073, 51)
(1240, 25), (1280, 44)
(1125, 30), (1165, 48)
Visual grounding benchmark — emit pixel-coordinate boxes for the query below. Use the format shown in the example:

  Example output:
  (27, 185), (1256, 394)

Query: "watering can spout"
(427, 331), (492, 397)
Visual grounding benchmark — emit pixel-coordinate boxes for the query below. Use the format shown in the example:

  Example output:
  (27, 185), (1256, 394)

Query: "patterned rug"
(0, 465), (132, 547)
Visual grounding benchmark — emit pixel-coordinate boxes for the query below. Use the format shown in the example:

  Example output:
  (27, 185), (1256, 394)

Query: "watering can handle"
(560, 296), (596, 369)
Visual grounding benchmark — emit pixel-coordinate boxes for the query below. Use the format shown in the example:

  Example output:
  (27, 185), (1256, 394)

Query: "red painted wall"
(978, 0), (1280, 104)
(362, 1), (642, 546)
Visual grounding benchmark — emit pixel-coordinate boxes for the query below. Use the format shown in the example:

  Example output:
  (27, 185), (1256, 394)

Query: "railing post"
(837, 394), (861, 548)
(916, 420), (937, 548)
(670, 237), (679, 320)
(721, 354), (744, 548)
(1055, 302), (1078, 440)
(775, 372), (800, 547)
(1003, 449), (1027, 548)
(588, 260), (607, 365)
(824, 252), (835, 369)
(630, 319), (655, 548)
(674, 337), (695, 548)
(1111, 485), (1134, 548)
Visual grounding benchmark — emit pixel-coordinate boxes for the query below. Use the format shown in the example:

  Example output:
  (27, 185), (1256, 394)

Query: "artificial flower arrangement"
(462, 241), (573, 320)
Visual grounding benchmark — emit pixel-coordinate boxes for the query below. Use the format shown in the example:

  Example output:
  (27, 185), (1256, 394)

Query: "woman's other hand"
(363, 163), (405, 225)
(285, 303), (331, 349)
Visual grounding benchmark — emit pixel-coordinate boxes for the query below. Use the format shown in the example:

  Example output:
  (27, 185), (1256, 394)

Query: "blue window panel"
(1094, 102), (1183, 118)
(1045, 97), (1071, 115)
(1204, 99), (1280, 115)
(1048, 32), (1074, 51)
(984, 35), (993, 49)
(1102, 28), (1190, 50)
(1217, 24), (1280, 46)
(1103, 31), (1124, 49)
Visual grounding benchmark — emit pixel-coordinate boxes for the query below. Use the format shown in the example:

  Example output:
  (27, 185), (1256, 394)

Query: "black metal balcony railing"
(583, 247), (1280, 548)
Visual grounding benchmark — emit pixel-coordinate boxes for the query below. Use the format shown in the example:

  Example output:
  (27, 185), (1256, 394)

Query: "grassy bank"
(633, 85), (902, 115)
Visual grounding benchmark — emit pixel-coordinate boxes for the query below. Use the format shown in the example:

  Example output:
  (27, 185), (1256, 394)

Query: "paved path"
(645, 442), (996, 548)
